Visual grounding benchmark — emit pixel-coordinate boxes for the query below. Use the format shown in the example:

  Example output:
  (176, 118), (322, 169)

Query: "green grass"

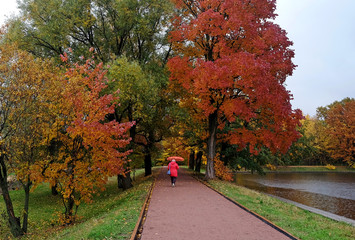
(0, 169), (154, 240)
(206, 178), (355, 240)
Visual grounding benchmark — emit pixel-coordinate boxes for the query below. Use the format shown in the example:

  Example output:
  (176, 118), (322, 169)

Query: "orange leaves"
(214, 156), (233, 182)
(325, 99), (355, 166)
(36, 53), (134, 223)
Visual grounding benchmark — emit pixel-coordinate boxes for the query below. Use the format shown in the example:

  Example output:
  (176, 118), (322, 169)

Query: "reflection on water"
(235, 172), (355, 220)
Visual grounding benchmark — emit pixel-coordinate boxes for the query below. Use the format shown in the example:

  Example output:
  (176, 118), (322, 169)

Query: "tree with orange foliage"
(44, 51), (133, 224)
(168, 0), (302, 179)
(324, 98), (355, 167)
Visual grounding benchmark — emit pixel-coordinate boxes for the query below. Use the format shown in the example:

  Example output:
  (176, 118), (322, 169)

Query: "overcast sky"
(276, 0), (355, 116)
(1, 0), (354, 117)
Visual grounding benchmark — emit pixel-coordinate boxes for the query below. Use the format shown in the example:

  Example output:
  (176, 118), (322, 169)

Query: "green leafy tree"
(7, 0), (173, 63)
(4, 0), (176, 180)
(107, 57), (148, 187)
(108, 58), (175, 177)
(7, 0), (175, 180)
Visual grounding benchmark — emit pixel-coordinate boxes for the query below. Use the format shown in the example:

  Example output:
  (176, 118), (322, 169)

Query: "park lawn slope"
(49, 176), (153, 240)
(207, 179), (355, 240)
(0, 169), (154, 240)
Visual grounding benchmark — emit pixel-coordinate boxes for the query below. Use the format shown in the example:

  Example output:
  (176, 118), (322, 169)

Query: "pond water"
(235, 172), (355, 220)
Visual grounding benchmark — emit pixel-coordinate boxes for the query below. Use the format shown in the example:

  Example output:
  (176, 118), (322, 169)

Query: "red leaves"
(59, 54), (133, 173)
(45, 53), (134, 222)
(168, 0), (302, 160)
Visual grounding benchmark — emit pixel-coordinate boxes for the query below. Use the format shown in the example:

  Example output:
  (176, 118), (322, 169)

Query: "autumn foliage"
(0, 41), (61, 236)
(0, 39), (133, 235)
(214, 156), (233, 182)
(325, 99), (355, 166)
(168, 0), (302, 178)
(42, 51), (133, 223)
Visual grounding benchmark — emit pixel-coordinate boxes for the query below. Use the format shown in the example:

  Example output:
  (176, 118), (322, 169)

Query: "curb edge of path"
(192, 173), (299, 240)
(130, 175), (157, 240)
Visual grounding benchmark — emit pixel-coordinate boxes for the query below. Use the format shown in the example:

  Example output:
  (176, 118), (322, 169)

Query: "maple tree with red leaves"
(45, 51), (133, 224)
(168, 0), (303, 179)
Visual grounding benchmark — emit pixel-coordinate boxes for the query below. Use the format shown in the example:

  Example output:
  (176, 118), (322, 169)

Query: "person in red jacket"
(168, 159), (179, 187)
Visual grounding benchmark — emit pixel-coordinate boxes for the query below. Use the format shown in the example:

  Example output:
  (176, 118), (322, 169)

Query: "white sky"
(1, 0), (354, 117)
(275, 0), (355, 116)
(0, 0), (19, 25)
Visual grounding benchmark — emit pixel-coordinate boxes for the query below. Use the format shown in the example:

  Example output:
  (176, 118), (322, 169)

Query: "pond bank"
(264, 165), (355, 173)
(267, 193), (355, 226)
(207, 178), (355, 240)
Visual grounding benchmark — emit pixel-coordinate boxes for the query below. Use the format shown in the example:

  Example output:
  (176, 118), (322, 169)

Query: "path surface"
(141, 167), (293, 240)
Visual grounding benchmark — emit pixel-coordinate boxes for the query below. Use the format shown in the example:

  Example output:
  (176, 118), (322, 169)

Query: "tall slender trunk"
(0, 155), (24, 237)
(144, 151), (152, 176)
(220, 142), (229, 166)
(195, 151), (203, 173)
(22, 181), (31, 233)
(206, 111), (218, 179)
(189, 150), (195, 170)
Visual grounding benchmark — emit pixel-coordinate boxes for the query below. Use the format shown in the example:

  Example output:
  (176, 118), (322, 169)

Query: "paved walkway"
(141, 167), (293, 240)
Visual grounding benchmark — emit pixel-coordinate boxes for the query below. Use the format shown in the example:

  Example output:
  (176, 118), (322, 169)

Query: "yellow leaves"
(265, 163), (276, 171)
(325, 164), (336, 170)
(0, 42), (63, 195)
(0, 45), (132, 224)
(33, 54), (133, 223)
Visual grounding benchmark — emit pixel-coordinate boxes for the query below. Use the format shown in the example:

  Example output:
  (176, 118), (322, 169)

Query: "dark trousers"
(170, 176), (177, 184)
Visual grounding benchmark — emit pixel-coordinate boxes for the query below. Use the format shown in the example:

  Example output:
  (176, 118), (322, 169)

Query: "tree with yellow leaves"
(0, 40), (60, 237)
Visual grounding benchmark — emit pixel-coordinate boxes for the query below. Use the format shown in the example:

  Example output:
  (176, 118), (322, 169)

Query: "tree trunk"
(1, 183), (24, 237)
(64, 161), (76, 224)
(206, 111), (217, 179)
(195, 151), (203, 173)
(189, 150), (195, 170)
(220, 142), (229, 166)
(51, 183), (59, 196)
(144, 150), (152, 176)
(117, 172), (133, 190)
(0, 155), (24, 237)
(22, 181), (31, 233)
(65, 195), (75, 224)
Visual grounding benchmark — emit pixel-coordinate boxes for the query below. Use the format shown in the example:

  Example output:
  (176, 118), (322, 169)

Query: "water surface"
(235, 172), (355, 220)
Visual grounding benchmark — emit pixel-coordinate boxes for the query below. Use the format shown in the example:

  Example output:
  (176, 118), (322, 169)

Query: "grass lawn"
(206, 178), (355, 240)
(0, 168), (155, 240)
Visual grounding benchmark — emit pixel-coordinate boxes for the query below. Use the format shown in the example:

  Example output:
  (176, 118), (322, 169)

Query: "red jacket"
(168, 161), (179, 177)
